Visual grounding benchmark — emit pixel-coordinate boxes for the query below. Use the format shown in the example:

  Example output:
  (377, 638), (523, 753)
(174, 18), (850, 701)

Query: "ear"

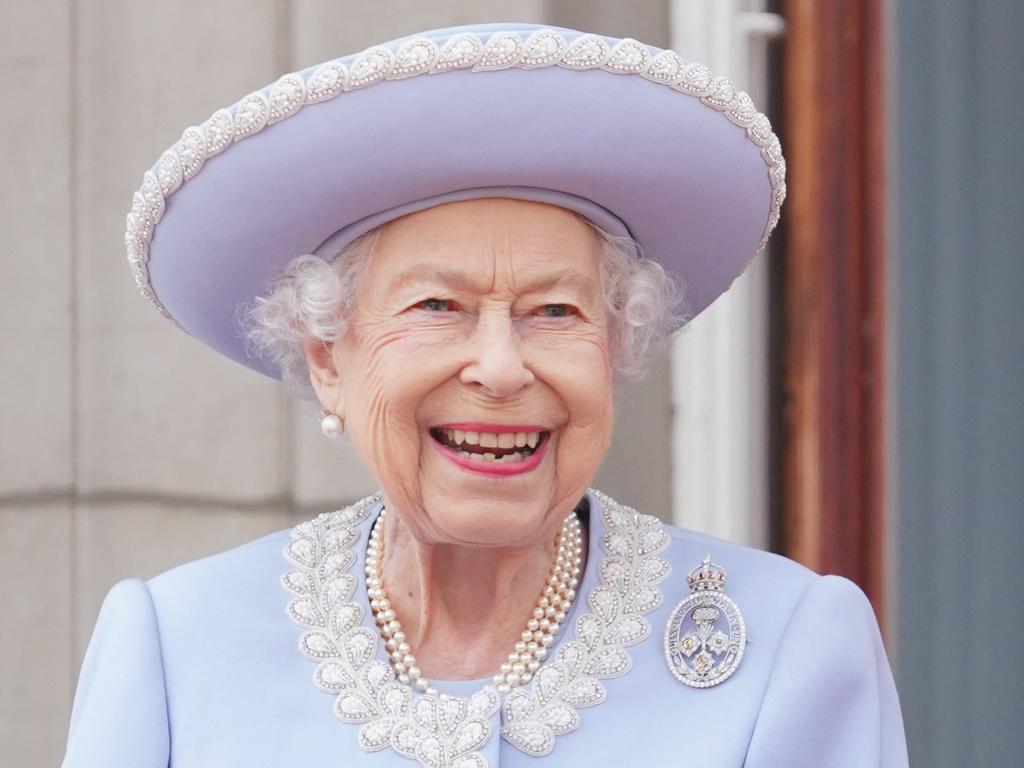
(303, 338), (345, 417)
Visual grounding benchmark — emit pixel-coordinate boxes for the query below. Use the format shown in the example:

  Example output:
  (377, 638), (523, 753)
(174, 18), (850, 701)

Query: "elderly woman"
(62, 22), (908, 768)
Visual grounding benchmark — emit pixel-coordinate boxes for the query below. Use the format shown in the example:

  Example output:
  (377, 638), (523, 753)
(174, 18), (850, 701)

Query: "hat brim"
(126, 23), (785, 379)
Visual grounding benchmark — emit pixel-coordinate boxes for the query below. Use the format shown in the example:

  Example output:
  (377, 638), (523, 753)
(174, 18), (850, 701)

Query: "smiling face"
(306, 198), (614, 549)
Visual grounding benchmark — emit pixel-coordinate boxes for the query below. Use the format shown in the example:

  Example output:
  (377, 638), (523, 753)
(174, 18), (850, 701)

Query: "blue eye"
(414, 298), (456, 312)
(539, 304), (575, 317)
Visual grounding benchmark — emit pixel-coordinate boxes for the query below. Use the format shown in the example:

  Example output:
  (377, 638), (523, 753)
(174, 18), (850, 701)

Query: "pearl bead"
(321, 412), (343, 437)
(366, 508), (584, 695)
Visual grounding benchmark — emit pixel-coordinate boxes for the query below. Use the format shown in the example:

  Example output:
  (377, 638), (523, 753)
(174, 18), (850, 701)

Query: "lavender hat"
(124, 22), (786, 379)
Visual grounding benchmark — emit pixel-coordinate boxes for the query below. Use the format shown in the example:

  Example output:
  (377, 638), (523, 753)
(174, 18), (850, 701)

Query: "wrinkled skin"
(305, 198), (614, 678)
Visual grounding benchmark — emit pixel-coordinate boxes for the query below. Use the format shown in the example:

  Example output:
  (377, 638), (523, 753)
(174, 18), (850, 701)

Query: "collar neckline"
(353, 493), (603, 696)
(281, 488), (671, 763)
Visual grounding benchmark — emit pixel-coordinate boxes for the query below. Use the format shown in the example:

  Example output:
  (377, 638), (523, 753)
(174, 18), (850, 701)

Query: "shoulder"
(148, 525), (292, 589)
(589, 489), (847, 635)
(654, 516), (824, 621)
(140, 525), (294, 627)
(657, 518), (875, 644)
(583, 492), (904, 764)
(660, 518), (818, 589)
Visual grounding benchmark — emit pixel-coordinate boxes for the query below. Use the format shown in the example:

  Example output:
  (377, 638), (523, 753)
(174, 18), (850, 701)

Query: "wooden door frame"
(770, 0), (888, 620)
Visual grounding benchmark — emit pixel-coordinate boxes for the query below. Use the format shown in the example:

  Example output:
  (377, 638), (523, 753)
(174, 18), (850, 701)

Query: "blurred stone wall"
(0, 1), (672, 764)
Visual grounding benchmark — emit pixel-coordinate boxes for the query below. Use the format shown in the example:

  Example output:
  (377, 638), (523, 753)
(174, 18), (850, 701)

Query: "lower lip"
(431, 434), (550, 477)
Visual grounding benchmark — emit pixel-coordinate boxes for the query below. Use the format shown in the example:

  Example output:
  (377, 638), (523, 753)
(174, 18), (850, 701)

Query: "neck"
(378, 507), (586, 681)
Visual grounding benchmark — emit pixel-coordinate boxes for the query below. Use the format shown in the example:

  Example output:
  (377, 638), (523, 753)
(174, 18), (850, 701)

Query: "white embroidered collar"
(281, 489), (671, 766)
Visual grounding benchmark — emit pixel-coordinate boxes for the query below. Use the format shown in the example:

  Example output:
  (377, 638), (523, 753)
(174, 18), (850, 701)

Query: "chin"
(421, 488), (556, 548)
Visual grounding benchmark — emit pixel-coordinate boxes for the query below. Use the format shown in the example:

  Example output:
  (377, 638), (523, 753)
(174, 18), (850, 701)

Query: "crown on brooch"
(687, 555), (728, 592)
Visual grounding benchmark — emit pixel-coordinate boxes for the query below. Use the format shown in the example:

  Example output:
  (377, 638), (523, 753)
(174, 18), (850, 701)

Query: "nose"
(459, 311), (535, 398)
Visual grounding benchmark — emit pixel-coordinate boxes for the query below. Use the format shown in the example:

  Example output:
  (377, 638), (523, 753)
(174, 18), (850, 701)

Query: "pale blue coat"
(61, 490), (908, 766)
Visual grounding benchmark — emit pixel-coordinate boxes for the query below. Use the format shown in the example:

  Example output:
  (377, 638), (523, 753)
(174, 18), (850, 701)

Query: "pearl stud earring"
(320, 409), (344, 438)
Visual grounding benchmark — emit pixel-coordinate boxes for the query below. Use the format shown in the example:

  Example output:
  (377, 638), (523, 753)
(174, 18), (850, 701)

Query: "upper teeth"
(443, 429), (542, 449)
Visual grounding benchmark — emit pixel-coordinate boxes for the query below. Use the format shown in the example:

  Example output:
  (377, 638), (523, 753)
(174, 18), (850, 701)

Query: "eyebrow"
(388, 264), (599, 297)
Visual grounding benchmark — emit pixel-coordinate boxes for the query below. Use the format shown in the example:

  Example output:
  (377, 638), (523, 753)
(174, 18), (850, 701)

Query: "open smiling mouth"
(428, 427), (551, 465)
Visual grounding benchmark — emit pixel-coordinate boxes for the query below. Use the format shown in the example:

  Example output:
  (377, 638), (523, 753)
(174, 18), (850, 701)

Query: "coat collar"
(281, 489), (672, 765)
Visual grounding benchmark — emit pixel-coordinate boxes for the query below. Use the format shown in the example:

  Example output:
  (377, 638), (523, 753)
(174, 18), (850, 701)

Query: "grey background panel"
(890, 1), (1024, 765)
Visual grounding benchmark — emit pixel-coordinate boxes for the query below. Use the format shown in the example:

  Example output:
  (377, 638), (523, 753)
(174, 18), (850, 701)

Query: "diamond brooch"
(663, 555), (746, 688)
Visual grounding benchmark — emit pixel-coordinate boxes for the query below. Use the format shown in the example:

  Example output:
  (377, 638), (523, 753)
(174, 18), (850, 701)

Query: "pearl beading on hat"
(366, 508), (583, 696)
(125, 28), (787, 326)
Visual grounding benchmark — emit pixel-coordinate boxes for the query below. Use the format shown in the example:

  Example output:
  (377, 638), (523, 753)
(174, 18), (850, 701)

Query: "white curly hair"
(238, 212), (687, 399)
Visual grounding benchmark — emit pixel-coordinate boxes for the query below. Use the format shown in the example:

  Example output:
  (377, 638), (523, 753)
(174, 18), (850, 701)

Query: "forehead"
(366, 198), (602, 288)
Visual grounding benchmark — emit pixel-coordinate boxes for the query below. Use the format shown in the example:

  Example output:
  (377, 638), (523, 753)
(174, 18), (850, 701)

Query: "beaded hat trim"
(124, 28), (785, 328)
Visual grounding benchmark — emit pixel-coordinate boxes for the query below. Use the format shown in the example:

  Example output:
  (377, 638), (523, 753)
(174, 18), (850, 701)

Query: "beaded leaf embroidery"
(281, 489), (671, 765)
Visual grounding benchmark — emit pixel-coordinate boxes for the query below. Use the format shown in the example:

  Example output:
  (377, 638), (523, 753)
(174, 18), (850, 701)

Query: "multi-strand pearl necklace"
(365, 508), (584, 696)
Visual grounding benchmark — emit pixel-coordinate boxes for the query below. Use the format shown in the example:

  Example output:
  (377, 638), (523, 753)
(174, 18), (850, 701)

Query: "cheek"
(542, 342), (615, 512)
(340, 324), (464, 473)
(529, 331), (615, 442)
